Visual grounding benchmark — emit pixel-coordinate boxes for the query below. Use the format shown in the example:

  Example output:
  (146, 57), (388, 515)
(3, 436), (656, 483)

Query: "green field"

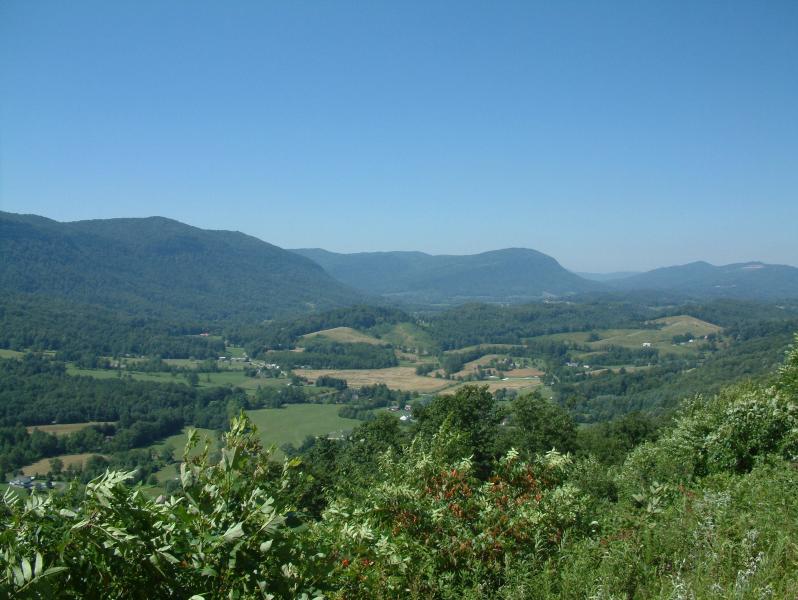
(64, 364), (291, 394)
(0, 348), (25, 359)
(225, 346), (248, 358)
(246, 404), (361, 453)
(378, 322), (436, 353)
(529, 315), (721, 357)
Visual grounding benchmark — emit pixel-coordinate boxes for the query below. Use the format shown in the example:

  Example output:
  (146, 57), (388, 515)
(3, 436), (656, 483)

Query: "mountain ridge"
(292, 247), (601, 303)
(0, 211), (364, 321)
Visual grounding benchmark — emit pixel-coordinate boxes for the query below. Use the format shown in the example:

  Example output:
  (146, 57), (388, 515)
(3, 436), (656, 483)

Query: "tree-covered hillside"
(0, 212), (363, 321)
(293, 247), (601, 304)
(611, 260), (798, 301)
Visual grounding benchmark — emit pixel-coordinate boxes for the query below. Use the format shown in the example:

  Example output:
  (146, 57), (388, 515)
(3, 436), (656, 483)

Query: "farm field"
(443, 343), (517, 355)
(64, 364), (288, 394)
(26, 422), (114, 436)
(302, 326), (384, 345)
(451, 354), (504, 378)
(528, 315), (720, 356)
(225, 346), (248, 358)
(446, 378), (544, 395)
(506, 367), (545, 377)
(22, 452), (105, 477)
(294, 367), (454, 393)
(246, 404), (362, 454)
(378, 322), (436, 354)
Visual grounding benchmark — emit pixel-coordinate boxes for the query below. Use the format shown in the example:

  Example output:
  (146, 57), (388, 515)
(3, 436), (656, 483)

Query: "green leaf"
(222, 522), (245, 543)
(21, 558), (32, 582)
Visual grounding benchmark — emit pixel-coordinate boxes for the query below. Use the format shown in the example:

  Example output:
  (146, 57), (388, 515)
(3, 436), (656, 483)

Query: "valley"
(1, 213), (797, 597)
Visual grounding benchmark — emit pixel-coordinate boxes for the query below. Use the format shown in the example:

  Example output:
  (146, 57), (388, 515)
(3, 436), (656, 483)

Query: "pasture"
(451, 354), (504, 378)
(22, 453), (105, 476)
(528, 315), (720, 356)
(0, 348), (25, 359)
(295, 367), (454, 393)
(378, 322), (436, 354)
(246, 404), (362, 453)
(64, 363), (288, 395)
(446, 378), (543, 395)
(302, 327), (384, 345)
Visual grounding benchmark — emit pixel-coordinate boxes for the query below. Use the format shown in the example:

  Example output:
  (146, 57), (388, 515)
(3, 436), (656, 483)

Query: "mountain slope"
(611, 260), (798, 300)
(0, 212), (363, 321)
(292, 247), (601, 303)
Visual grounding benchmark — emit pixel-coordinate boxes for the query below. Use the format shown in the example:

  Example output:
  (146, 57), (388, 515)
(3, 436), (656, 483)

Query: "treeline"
(0, 355), (245, 473)
(555, 326), (795, 422)
(0, 294), (223, 360)
(227, 305), (411, 353)
(264, 339), (397, 370)
(427, 301), (655, 350)
(335, 384), (415, 420)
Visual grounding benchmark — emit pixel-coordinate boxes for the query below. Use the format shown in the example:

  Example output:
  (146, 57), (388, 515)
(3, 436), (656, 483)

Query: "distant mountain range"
(607, 261), (798, 301)
(3, 212), (798, 321)
(0, 212), (363, 321)
(292, 247), (600, 304)
(575, 271), (641, 282)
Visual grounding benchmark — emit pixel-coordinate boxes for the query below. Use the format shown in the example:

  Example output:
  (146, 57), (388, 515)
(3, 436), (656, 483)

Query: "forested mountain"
(0, 212), (363, 321)
(292, 247), (601, 303)
(610, 260), (798, 300)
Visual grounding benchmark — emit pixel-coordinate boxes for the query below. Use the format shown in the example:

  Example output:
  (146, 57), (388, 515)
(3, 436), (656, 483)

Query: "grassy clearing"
(246, 405), (362, 456)
(22, 453), (105, 476)
(443, 343), (517, 355)
(225, 346), (248, 358)
(527, 316), (721, 356)
(302, 327), (384, 345)
(295, 367), (454, 393)
(451, 354), (505, 378)
(26, 422), (114, 437)
(66, 365), (182, 383)
(64, 364), (288, 395)
(445, 378), (543, 395)
(505, 367), (545, 377)
(0, 348), (25, 359)
(379, 323), (436, 353)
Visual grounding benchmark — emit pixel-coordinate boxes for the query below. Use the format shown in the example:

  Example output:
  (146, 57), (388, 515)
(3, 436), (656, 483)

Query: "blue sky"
(1, 1), (796, 271)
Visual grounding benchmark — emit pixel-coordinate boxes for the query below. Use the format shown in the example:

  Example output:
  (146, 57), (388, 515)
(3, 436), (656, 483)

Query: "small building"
(642, 342), (652, 348)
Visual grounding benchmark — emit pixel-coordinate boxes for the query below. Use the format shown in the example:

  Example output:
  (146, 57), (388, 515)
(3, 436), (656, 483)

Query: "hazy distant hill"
(292, 247), (601, 304)
(0, 212), (363, 321)
(610, 261), (798, 301)
(575, 271), (641, 282)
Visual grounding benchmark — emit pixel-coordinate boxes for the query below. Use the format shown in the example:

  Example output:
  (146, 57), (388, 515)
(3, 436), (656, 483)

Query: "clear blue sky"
(1, 1), (796, 272)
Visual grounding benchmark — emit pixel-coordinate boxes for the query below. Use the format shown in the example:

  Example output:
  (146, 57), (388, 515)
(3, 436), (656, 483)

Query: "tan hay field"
(294, 367), (454, 393)
(506, 367), (545, 378)
(446, 379), (542, 395)
(22, 453), (106, 476)
(452, 354), (504, 378)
